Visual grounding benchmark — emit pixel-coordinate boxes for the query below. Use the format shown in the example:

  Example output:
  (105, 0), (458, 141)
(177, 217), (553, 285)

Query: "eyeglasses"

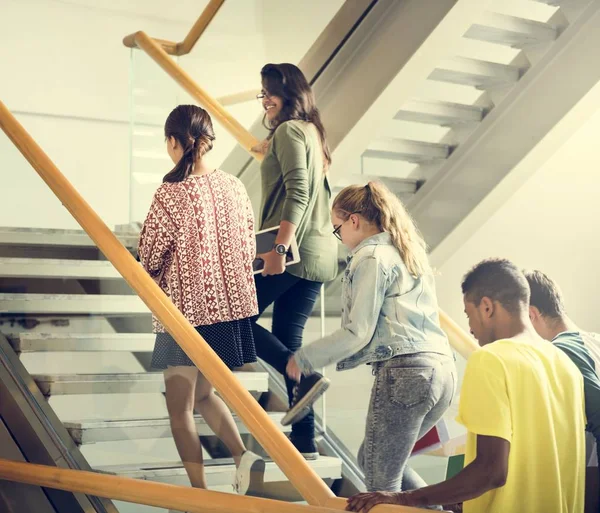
(256, 91), (271, 101)
(332, 224), (343, 241)
(332, 212), (361, 241)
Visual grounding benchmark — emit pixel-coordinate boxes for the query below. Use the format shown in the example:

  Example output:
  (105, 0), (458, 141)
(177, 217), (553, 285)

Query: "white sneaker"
(233, 451), (265, 495)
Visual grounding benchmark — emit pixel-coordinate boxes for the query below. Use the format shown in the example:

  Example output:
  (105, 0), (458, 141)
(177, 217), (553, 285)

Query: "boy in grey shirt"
(525, 270), (600, 509)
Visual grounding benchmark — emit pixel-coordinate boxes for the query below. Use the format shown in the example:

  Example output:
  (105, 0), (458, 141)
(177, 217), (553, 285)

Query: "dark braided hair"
(163, 105), (215, 183)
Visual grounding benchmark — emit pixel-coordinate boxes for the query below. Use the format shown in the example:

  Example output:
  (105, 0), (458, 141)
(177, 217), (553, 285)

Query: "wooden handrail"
(123, 0), (225, 56)
(0, 458), (440, 513)
(439, 310), (478, 360)
(217, 89), (262, 107)
(178, 0), (225, 55)
(0, 458), (332, 513)
(123, 35), (177, 54)
(132, 31), (263, 161)
(325, 497), (451, 513)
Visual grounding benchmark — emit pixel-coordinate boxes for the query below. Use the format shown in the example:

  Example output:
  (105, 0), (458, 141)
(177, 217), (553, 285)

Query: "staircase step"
(0, 293), (147, 316)
(334, 175), (419, 196)
(531, 0), (573, 5)
(96, 456), (342, 486)
(385, 120), (450, 143)
(530, 0), (594, 21)
(364, 139), (451, 163)
(0, 258), (123, 280)
(0, 227), (138, 248)
(430, 57), (525, 88)
(418, 80), (488, 106)
(395, 100), (485, 126)
(458, 37), (528, 67)
(466, 12), (558, 47)
(33, 372), (268, 396)
(455, 38), (522, 66)
(8, 333), (155, 353)
(492, 0), (558, 19)
(65, 413), (290, 444)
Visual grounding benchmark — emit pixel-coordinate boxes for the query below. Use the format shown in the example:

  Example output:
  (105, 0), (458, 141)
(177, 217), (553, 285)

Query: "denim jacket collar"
(349, 232), (392, 260)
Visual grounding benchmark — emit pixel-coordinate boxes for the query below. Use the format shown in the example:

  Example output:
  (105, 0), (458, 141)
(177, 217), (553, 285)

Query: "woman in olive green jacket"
(251, 63), (338, 459)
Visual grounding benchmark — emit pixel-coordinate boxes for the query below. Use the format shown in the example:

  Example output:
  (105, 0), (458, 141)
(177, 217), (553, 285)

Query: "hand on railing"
(251, 139), (270, 156)
(4, 458), (419, 513)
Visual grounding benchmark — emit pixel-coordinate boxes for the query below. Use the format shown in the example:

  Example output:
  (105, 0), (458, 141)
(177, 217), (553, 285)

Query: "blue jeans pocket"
(386, 367), (434, 408)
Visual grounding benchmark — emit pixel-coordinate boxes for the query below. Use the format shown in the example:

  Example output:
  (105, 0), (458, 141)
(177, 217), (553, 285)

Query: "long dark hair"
(163, 105), (215, 183)
(261, 63), (331, 169)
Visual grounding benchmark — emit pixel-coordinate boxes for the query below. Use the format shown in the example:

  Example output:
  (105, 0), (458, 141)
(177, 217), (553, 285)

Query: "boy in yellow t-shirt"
(347, 258), (585, 513)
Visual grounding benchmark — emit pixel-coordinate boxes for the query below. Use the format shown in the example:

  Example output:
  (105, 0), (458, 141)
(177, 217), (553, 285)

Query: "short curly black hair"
(462, 258), (530, 314)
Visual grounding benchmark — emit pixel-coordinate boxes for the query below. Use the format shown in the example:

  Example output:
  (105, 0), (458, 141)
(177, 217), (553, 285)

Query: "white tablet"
(253, 225), (301, 275)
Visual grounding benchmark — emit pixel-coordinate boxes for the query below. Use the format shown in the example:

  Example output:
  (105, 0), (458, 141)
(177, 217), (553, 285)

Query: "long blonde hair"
(333, 182), (431, 278)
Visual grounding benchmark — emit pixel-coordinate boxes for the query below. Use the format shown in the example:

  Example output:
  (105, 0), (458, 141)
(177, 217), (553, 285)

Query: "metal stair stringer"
(0, 333), (118, 513)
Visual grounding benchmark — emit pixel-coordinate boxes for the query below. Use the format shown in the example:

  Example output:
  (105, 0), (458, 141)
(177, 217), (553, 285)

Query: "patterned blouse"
(138, 170), (259, 332)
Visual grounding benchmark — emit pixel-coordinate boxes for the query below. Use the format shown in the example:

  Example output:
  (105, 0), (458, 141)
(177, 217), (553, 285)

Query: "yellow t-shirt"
(457, 338), (586, 513)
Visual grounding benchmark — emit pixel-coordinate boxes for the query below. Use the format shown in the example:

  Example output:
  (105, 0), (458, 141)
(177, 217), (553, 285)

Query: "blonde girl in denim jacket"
(286, 181), (456, 496)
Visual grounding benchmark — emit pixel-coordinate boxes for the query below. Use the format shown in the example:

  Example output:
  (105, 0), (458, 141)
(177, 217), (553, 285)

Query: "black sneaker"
(290, 434), (320, 460)
(281, 372), (330, 427)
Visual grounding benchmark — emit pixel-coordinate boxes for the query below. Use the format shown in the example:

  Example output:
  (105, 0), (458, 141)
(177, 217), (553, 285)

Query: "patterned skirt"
(151, 318), (257, 371)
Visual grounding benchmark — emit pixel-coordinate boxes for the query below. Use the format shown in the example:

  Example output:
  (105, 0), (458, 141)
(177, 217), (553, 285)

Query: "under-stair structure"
(321, 0), (599, 302)
(372, 0), (599, 252)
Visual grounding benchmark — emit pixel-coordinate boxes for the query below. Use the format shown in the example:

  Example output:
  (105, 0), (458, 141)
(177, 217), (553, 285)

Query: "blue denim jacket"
(294, 232), (453, 373)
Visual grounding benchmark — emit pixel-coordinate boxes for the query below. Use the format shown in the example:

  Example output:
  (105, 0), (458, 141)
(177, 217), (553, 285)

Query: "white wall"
(0, 0), (344, 229)
(434, 88), (600, 339)
(0, 0), (188, 229)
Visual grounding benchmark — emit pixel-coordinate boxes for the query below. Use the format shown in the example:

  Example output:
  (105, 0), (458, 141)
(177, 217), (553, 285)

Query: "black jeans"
(251, 272), (322, 440)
